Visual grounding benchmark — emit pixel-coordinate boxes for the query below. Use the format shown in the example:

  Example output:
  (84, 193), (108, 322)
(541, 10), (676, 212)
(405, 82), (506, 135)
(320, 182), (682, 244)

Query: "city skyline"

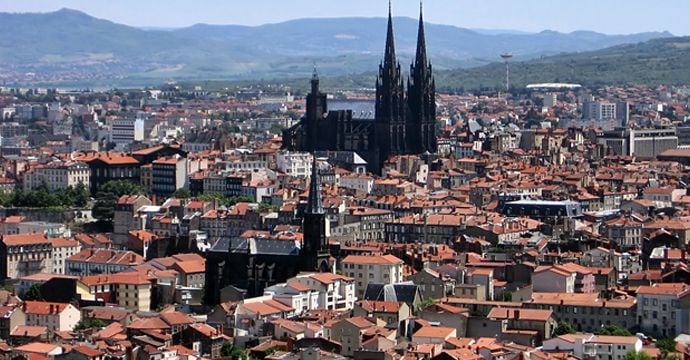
(1, 0), (689, 35)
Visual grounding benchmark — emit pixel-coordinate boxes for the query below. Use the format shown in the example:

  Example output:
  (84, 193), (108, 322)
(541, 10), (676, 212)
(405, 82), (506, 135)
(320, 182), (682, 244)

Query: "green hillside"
(437, 36), (690, 91)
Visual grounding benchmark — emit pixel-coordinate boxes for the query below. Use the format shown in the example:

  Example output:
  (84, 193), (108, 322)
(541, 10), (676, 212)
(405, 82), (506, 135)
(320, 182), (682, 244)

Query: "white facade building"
(276, 151), (312, 178)
(110, 117), (144, 144)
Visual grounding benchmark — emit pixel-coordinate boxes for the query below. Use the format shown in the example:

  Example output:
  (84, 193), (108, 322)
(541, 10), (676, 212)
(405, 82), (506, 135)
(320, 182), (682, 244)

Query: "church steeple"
(407, 1), (437, 154)
(306, 155), (323, 215)
(375, 1), (407, 171)
(311, 64), (319, 95)
(383, 0), (397, 71)
(415, 2), (428, 74)
(301, 154), (331, 272)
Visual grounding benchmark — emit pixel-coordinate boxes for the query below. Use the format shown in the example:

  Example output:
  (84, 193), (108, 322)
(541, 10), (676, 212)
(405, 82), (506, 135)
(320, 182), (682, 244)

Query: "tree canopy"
(92, 180), (145, 223)
(220, 341), (247, 360)
(196, 193), (254, 207)
(554, 321), (576, 336)
(623, 351), (652, 360)
(0, 182), (89, 209)
(595, 325), (632, 336)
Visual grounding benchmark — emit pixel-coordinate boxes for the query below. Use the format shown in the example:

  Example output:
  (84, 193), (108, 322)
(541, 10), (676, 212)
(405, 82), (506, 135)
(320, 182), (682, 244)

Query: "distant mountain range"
(0, 8), (675, 87)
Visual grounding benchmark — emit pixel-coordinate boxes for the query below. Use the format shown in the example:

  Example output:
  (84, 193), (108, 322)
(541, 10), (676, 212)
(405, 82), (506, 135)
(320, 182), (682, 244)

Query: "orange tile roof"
(487, 308), (553, 321)
(22, 301), (71, 315)
(636, 283), (690, 296)
(3, 233), (51, 247)
(10, 325), (47, 337)
(14, 342), (60, 355)
(413, 326), (456, 339)
(357, 300), (401, 313)
(342, 254), (403, 265)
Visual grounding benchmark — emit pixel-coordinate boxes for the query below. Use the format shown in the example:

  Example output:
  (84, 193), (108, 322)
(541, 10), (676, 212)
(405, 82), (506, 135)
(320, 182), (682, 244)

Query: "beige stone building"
(0, 233), (53, 279)
(23, 301), (80, 332)
(342, 254), (404, 299)
(23, 161), (90, 192)
(50, 238), (81, 274)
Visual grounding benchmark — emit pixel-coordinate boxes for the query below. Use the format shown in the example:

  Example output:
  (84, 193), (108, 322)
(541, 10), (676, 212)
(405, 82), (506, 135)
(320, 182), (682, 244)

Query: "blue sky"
(1, 0), (688, 35)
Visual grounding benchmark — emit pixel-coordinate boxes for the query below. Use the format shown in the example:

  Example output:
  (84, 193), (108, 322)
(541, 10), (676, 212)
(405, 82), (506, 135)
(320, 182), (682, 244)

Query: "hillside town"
(0, 78), (689, 360)
(1, 6), (690, 360)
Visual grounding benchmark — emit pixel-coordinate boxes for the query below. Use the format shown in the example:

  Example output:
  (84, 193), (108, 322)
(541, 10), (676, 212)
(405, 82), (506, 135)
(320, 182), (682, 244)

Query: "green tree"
(220, 341), (246, 360)
(22, 283), (43, 301)
(623, 351), (652, 360)
(656, 338), (678, 359)
(595, 325), (632, 336)
(554, 321), (576, 336)
(92, 180), (145, 223)
(74, 318), (108, 331)
(173, 188), (191, 199)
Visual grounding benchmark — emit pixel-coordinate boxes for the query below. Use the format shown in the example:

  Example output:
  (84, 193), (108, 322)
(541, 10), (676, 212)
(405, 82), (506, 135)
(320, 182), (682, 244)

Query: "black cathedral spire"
(301, 154), (330, 272)
(383, 1), (397, 71)
(375, 1), (407, 170)
(306, 155), (323, 215)
(407, 1), (437, 154)
(415, 2), (428, 74)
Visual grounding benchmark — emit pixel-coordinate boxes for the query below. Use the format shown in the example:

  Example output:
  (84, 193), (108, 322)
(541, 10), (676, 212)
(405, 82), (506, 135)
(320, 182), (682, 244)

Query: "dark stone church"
(204, 155), (330, 304)
(283, 4), (437, 174)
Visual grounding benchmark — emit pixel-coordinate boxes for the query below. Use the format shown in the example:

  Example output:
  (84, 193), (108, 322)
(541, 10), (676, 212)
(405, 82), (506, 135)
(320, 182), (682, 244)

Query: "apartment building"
(636, 283), (690, 337)
(112, 195), (152, 247)
(276, 151), (312, 178)
(0, 233), (53, 280)
(523, 292), (637, 333)
(22, 301), (80, 332)
(287, 273), (356, 311)
(151, 154), (187, 198)
(342, 255), (404, 298)
(543, 334), (643, 360)
(65, 249), (144, 276)
(50, 238), (81, 274)
(23, 161), (90, 192)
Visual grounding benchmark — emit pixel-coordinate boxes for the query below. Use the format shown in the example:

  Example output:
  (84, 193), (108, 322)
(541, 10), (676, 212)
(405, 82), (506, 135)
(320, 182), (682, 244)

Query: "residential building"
(109, 117), (144, 145)
(50, 238), (81, 274)
(65, 249), (145, 277)
(0, 233), (53, 280)
(532, 266), (576, 293)
(80, 152), (141, 193)
(286, 273), (356, 311)
(353, 300), (411, 329)
(523, 292), (637, 332)
(112, 195), (152, 247)
(0, 306), (26, 340)
(636, 283), (690, 337)
(23, 161), (90, 192)
(22, 301), (80, 332)
(486, 308), (558, 341)
(543, 334), (643, 360)
(276, 151), (312, 178)
(342, 254), (404, 298)
(408, 268), (456, 300)
(329, 316), (388, 357)
(152, 154), (187, 198)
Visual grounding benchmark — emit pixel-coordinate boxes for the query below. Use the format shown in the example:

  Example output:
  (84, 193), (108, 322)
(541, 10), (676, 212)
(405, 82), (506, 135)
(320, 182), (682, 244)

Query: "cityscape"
(1, 1), (690, 360)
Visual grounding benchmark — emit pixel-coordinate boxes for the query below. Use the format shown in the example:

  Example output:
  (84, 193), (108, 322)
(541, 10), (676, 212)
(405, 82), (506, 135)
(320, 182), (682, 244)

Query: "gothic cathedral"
(282, 3), (437, 174)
